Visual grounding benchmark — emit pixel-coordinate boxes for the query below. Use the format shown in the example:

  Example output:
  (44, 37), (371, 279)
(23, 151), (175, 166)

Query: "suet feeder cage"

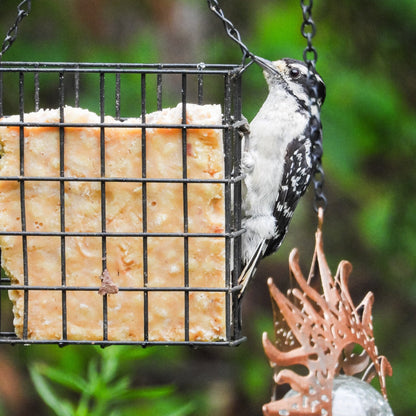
(0, 1), (246, 347)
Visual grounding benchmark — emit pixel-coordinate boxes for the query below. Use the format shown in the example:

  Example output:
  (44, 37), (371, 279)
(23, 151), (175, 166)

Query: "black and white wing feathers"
(238, 126), (320, 297)
(263, 133), (314, 257)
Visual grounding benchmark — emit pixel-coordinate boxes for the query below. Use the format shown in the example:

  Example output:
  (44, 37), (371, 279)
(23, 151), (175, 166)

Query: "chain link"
(300, 0), (317, 70)
(207, 0), (284, 76)
(300, 0), (327, 212)
(206, 0), (256, 66)
(0, 0), (32, 60)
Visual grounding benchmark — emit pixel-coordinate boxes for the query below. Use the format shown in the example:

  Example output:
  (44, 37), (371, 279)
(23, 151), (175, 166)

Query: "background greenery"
(0, 0), (415, 414)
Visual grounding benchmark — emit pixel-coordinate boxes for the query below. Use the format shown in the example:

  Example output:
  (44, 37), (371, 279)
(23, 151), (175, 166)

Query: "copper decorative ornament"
(262, 210), (392, 416)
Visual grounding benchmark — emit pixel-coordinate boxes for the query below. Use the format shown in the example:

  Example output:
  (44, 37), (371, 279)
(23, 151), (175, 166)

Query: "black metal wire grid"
(0, 61), (246, 346)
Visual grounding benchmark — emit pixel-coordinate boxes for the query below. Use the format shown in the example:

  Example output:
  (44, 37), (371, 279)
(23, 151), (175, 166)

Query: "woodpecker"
(239, 57), (326, 294)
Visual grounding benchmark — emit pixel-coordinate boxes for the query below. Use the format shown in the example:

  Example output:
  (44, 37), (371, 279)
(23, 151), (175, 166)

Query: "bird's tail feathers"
(238, 240), (266, 298)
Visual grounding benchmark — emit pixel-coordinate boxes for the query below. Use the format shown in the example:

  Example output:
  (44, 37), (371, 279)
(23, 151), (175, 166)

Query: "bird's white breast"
(242, 86), (308, 218)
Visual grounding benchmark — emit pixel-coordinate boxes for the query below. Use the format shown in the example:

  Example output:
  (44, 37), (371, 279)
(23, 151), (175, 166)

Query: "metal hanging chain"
(206, 0), (255, 66)
(300, 0), (318, 71)
(0, 0), (32, 60)
(207, 0), (279, 74)
(300, 0), (327, 212)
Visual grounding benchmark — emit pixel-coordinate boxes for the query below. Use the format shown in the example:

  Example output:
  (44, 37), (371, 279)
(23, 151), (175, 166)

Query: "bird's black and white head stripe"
(260, 58), (326, 110)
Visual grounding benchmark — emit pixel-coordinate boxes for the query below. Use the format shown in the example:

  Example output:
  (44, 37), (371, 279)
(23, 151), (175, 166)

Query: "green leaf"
(108, 410), (122, 416)
(117, 384), (175, 401)
(29, 366), (75, 416)
(95, 377), (130, 401)
(85, 359), (102, 396)
(34, 364), (89, 393)
(165, 401), (197, 416)
(74, 395), (90, 416)
(100, 354), (120, 383)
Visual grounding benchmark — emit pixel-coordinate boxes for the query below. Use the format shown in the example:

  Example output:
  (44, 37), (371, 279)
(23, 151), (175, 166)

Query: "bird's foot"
(233, 116), (250, 138)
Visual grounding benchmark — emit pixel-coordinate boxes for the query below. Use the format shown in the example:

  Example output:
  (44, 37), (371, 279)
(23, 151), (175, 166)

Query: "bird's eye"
(289, 68), (301, 79)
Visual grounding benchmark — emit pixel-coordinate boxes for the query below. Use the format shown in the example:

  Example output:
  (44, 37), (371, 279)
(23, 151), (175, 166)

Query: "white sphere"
(332, 375), (393, 416)
(284, 375), (393, 416)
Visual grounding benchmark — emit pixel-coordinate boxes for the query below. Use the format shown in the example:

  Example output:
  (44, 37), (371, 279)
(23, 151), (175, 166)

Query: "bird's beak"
(253, 56), (279, 76)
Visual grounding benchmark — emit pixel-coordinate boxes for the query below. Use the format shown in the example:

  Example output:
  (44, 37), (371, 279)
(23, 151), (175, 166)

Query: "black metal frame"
(0, 61), (245, 346)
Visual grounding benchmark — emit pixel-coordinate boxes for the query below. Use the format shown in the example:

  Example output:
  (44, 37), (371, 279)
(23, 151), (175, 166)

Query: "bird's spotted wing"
(238, 133), (316, 298)
(263, 134), (314, 258)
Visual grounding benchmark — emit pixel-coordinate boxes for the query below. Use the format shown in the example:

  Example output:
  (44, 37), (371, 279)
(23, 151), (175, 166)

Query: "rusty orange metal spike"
(262, 210), (392, 415)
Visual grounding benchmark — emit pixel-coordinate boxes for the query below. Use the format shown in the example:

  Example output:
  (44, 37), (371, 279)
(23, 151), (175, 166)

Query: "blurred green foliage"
(29, 347), (196, 416)
(0, 0), (415, 415)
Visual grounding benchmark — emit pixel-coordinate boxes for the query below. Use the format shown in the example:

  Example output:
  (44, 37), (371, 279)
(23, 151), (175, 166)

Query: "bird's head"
(255, 57), (326, 108)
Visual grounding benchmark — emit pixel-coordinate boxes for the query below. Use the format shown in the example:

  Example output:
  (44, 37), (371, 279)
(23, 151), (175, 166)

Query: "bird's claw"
(233, 116), (250, 137)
